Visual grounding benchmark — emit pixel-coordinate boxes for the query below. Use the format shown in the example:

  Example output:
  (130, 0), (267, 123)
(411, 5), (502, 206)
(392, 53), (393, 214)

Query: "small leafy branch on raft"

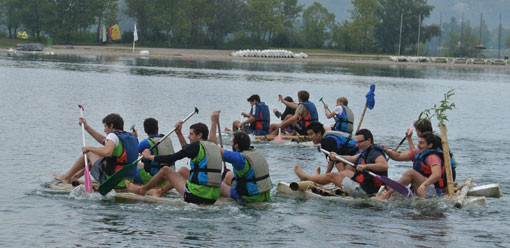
(419, 89), (456, 126)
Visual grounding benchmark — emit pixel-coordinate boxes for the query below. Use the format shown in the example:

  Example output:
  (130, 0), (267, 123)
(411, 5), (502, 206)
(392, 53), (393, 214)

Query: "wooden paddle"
(78, 105), (93, 193)
(217, 115), (230, 180)
(355, 84), (375, 133)
(98, 107), (199, 195)
(319, 147), (413, 198)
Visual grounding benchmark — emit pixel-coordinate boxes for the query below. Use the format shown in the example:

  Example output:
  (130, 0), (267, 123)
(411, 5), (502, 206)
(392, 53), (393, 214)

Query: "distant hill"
(298, 0), (510, 29)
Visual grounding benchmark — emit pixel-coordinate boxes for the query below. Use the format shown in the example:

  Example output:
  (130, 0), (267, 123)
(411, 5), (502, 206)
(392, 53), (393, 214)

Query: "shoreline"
(3, 45), (510, 70)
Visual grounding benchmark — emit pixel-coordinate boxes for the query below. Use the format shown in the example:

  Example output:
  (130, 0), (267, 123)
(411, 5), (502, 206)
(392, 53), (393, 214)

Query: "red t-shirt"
(409, 149), (441, 167)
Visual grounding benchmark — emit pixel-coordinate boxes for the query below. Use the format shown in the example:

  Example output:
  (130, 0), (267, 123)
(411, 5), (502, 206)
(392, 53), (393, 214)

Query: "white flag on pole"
(133, 24), (138, 42)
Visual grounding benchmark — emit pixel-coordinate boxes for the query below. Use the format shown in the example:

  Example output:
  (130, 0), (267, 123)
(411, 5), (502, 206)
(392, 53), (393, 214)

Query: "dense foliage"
(0, 0), (508, 56)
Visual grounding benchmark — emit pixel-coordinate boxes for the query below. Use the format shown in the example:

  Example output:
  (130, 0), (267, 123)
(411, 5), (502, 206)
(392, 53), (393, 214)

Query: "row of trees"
(1, 0), (508, 56)
(0, 0), (118, 43)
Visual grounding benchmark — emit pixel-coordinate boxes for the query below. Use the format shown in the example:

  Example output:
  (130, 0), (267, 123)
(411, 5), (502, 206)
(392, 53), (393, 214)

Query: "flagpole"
(132, 24), (138, 54)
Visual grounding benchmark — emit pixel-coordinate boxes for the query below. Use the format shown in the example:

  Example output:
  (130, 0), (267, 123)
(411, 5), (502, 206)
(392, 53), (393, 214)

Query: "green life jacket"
(189, 141), (222, 187)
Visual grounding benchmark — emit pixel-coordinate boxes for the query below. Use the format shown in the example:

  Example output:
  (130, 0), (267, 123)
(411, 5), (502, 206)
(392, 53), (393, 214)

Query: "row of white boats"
(231, 49), (308, 59)
(389, 56), (509, 65)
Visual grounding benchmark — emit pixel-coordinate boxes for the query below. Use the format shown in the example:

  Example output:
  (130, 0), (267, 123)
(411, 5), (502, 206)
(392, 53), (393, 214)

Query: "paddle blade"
(83, 171), (93, 193)
(275, 129), (284, 144)
(97, 162), (137, 195)
(365, 84), (375, 110)
(78, 104), (84, 111)
(377, 175), (413, 198)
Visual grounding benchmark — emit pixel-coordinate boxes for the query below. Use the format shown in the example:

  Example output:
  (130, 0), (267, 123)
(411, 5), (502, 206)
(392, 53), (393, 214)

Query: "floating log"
(289, 181), (315, 191)
(468, 184), (501, 198)
(466, 196), (486, 206)
(254, 134), (310, 142)
(453, 178), (473, 208)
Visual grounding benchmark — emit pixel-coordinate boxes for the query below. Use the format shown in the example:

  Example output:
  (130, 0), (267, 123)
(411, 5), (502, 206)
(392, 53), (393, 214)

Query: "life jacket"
(189, 141), (222, 187)
(323, 130), (357, 155)
(333, 106), (354, 134)
(413, 148), (447, 191)
(235, 148), (272, 196)
(104, 131), (139, 176)
(352, 144), (388, 194)
(249, 102), (270, 131)
(298, 101), (319, 129)
(143, 134), (175, 175)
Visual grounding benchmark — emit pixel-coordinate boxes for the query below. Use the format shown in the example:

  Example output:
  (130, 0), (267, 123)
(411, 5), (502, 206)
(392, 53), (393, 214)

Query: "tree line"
(1, 0), (509, 57)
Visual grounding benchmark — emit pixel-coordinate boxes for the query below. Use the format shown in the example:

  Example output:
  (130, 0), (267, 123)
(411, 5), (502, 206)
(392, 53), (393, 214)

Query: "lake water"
(1, 53), (509, 247)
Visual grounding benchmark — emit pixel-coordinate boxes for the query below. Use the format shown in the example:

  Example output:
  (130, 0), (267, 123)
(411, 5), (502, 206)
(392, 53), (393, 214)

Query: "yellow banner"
(110, 24), (121, 41)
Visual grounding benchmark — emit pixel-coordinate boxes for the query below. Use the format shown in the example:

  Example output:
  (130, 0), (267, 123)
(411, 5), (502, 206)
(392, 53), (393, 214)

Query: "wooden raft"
(254, 135), (311, 142)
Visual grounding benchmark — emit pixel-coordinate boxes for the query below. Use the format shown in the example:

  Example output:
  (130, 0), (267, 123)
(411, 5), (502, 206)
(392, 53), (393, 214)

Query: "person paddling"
(375, 131), (448, 199)
(125, 117), (222, 205)
(231, 94), (271, 135)
(323, 97), (354, 134)
(294, 129), (388, 197)
(306, 122), (358, 173)
(53, 113), (139, 187)
(407, 118), (456, 180)
(211, 111), (272, 202)
(269, 90), (319, 136)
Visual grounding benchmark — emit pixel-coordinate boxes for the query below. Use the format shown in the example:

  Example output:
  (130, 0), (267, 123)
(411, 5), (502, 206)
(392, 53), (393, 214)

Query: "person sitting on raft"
(53, 113), (139, 187)
(375, 131), (448, 200)
(125, 116), (223, 205)
(294, 129), (388, 197)
(132, 117), (175, 185)
(211, 111), (272, 202)
(407, 118), (456, 180)
(272, 96), (296, 134)
(322, 97), (354, 134)
(306, 122), (358, 173)
(269, 90), (319, 136)
(231, 94), (270, 135)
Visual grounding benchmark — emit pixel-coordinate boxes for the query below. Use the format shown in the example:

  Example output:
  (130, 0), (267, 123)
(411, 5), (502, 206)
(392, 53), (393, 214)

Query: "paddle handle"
(320, 148), (355, 167)
(79, 106), (93, 193)
(386, 136), (407, 161)
(355, 105), (368, 133)
(319, 98), (331, 113)
(148, 107), (198, 152)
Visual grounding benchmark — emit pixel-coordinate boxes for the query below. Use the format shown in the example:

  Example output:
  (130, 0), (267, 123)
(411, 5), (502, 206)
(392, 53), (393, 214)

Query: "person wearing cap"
(231, 94), (271, 135)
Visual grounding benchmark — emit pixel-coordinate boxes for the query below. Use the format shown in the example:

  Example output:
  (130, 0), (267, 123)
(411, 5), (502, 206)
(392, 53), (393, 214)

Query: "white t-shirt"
(333, 105), (344, 115)
(105, 133), (119, 146)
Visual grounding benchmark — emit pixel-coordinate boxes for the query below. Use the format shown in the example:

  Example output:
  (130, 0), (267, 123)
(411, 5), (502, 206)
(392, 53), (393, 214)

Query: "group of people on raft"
(53, 89), (456, 204)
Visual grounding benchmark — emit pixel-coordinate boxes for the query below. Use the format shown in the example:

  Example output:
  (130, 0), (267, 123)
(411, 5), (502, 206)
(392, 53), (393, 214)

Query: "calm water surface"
(0, 53), (509, 247)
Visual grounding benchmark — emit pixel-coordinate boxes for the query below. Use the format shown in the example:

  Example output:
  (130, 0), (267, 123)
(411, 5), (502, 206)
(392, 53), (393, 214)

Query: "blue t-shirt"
(138, 134), (163, 154)
(223, 150), (248, 201)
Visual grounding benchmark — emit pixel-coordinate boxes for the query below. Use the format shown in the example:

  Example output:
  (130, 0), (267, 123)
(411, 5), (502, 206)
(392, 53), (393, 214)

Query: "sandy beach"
(4, 44), (509, 69)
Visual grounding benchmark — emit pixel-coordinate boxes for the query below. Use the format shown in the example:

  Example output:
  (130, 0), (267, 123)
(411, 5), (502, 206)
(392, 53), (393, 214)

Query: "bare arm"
(209, 110), (220, 145)
(362, 155), (389, 172)
(80, 118), (106, 145)
(239, 116), (255, 127)
(279, 95), (297, 109)
(83, 139), (116, 157)
(383, 145), (412, 161)
(174, 121), (187, 147)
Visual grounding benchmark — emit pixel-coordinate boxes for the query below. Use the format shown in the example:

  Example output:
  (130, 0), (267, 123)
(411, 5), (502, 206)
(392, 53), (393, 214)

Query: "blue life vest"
(412, 148), (446, 194)
(189, 141), (222, 187)
(299, 101), (319, 129)
(250, 102), (270, 131)
(104, 131), (139, 177)
(333, 106), (354, 134)
(235, 148), (272, 196)
(323, 134), (357, 155)
(352, 144), (388, 194)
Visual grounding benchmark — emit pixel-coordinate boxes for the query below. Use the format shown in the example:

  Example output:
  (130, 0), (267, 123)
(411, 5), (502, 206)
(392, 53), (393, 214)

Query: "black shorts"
(183, 185), (216, 205)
